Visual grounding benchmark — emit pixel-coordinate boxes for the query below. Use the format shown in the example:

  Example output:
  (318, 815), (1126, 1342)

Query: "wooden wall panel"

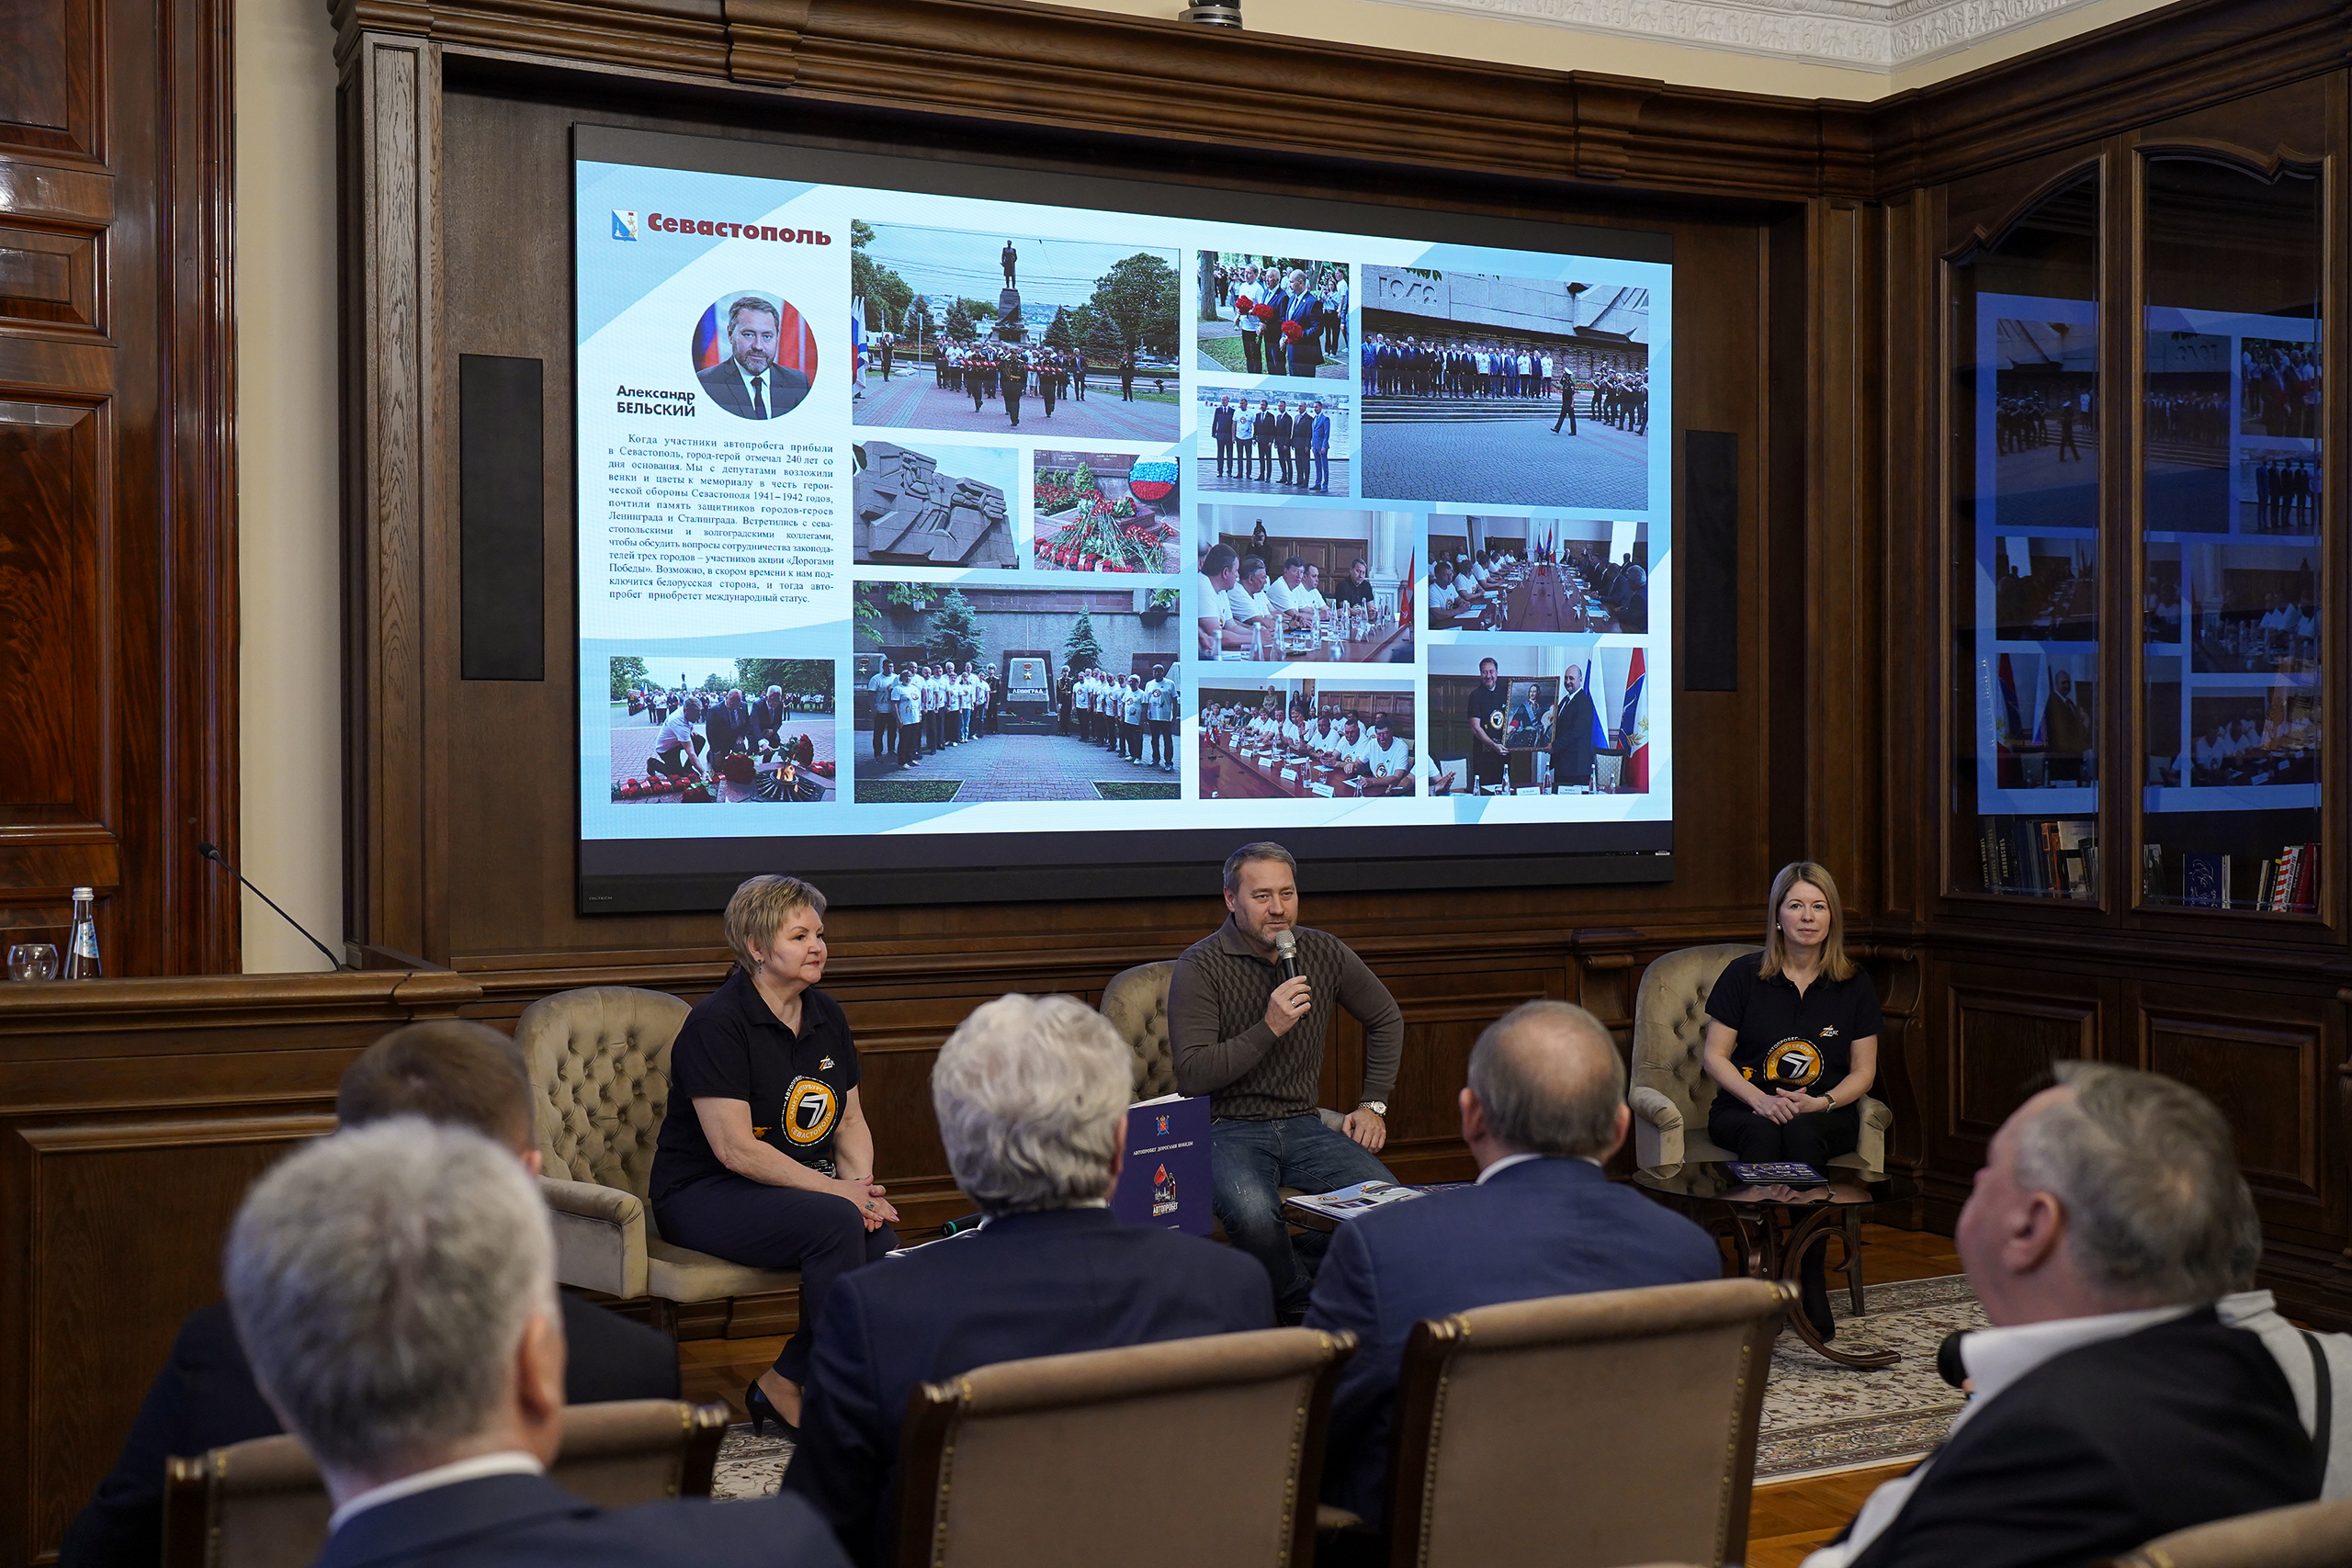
(0, 0), (238, 973)
(2136, 991), (2330, 1218)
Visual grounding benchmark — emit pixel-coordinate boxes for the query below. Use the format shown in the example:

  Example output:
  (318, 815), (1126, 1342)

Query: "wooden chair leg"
(647, 1296), (680, 1340)
(1842, 1204), (1866, 1316)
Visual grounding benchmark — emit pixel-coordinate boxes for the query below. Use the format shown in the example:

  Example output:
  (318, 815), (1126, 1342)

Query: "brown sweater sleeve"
(1336, 942), (1402, 1103)
(1169, 946), (1278, 1097)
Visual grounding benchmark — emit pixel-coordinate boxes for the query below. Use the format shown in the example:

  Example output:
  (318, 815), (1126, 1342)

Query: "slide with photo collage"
(575, 148), (1670, 842)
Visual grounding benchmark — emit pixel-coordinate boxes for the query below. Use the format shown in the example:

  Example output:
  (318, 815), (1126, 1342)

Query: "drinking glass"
(8, 942), (60, 982)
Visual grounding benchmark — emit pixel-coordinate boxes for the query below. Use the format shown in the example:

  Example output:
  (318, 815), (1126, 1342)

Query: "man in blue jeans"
(1168, 841), (1402, 1318)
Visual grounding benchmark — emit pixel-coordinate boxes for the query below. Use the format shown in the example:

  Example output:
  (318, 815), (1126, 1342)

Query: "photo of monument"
(852, 440), (1017, 570)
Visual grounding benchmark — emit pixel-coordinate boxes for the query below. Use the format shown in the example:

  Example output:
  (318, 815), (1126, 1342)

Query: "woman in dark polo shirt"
(650, 874), (899, 1438)
(1702, 861), (1879, 1335)
(1702, 860), (1880, 1173)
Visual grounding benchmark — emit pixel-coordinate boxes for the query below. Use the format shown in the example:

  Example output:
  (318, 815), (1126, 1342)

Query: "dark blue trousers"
(654, 1175), (900, 1382)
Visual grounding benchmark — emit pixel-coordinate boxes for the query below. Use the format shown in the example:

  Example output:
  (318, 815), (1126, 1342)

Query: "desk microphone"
(1273, 927), (1302, 983)
(196, 841), (348, 971)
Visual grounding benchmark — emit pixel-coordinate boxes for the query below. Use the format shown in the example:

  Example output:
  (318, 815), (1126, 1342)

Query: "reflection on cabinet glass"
(1953, 171), (2100, 899)
(2139, 156), (2323, 914)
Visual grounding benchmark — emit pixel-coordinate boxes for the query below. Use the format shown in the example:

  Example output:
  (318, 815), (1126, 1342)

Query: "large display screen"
(573, 127), (1673, 910)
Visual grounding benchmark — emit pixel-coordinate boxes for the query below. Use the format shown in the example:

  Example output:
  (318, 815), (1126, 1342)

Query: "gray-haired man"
(1168, 842), (1402, 1318)
(785, 994), (1271, 1566)
(1815, 1062), (2318, 1568)
(224, 1120), (847, 1568)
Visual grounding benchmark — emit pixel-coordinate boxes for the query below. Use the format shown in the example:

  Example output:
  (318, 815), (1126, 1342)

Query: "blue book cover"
(2183, 853), (2226, 908)
(1111, 1094), (1212, 1235)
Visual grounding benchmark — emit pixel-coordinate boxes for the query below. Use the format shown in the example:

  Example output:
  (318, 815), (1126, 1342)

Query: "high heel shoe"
(746, 1378), (801, 1440)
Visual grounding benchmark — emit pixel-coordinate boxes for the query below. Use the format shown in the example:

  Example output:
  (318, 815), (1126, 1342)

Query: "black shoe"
(746, 1378), (801, 1440)
(1799, 1248), (1837, 1341)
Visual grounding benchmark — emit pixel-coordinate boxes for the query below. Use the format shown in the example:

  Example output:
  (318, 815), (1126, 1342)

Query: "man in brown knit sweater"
(1168, 841), (1403, 1317)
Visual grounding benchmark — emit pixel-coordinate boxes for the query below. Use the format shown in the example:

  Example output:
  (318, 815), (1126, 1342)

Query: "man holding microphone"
(1169, 842), (1400, 1319)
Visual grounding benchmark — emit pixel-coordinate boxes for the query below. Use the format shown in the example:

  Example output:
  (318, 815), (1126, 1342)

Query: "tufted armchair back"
(1631, 943), (1758, 1125)
(518, 986), (693, 1204)
(1100, 961), (1178, 1099)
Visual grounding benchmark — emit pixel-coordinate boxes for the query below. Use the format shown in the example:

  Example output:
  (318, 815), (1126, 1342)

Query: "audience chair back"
(1100, 960), (1178, 1098)
(1383, 1278), (1792, 1568)
(895, 1325), (1356, 1568)
(2098, 1495), (2352, 1568)
(160, 1399), (729, 1568)
(1627, 943), (1891, 1194)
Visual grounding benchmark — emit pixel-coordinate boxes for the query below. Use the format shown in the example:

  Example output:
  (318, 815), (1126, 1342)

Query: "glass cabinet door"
(2137, 155), (2323, 914)
(1951, 170), (2101, 898)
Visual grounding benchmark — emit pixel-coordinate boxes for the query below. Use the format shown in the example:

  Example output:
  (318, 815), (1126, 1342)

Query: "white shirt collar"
(328, 1450), (545, 1533)
(734, 360), (768, 395)
(1476, 1151), (1600, 1182)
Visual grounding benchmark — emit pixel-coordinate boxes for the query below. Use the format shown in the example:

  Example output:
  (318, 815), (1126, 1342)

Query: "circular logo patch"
(1764, 1038), (1825, 1089)
(782, 1077), (841, 1145)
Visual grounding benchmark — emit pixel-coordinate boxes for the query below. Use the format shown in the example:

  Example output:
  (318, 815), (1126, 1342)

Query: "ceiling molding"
(1362, 0), (2112, 73)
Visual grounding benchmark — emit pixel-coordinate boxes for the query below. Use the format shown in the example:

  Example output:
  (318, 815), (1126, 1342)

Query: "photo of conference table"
(1200, 729), (1412, 800)
(1438, 564), (1614, 633)
(1213, 618), (1413, 664)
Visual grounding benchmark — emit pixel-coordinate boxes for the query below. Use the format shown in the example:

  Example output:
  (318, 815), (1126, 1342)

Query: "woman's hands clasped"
(833, 1175), (899, 1231)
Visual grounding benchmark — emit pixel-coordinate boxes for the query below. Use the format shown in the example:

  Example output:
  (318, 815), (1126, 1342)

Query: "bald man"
(1304, 1000), (1720, 1525)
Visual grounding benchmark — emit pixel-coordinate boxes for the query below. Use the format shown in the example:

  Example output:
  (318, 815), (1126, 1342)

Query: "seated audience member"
(221, 1122), (847, 1568)
(1168, 842), (1400, 1319)
(2218, 1217), (2352, 1498)
(1702, 860), (1878, 1336)
(61, 1021), (680, 1568)
(1306, 1001), (1719, 1524)
(650, 875), (899, 1440)
(1807, 1062), (2318, 1568)
(785, 995), (1272, 1565)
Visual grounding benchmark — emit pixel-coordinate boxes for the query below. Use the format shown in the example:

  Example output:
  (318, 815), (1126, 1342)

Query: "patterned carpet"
(1756, 1274), (1986, 1479)
(707, 1273), (1987, 1496)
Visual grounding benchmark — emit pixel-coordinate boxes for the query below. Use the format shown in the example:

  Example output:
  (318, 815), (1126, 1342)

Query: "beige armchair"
(2098, 1496), (2352, 1568)
(1627, 943), (1891, 1197)
(520, 985), (798, 1333)
(894, 1326), (1356, 1568)
(162, 1399), (730, 1568)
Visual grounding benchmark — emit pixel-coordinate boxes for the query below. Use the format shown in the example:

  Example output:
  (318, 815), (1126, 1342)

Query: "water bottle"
(66, 886), (103, 979)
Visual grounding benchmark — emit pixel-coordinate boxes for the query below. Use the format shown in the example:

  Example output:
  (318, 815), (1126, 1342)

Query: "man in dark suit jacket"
(61, 1021), (681, 1568)
(224, 1119), (844, 1568)
(785, 995), (1273, 1566)
(1547, 663), (1598, 791)
(1305, 1000), (1719, 1524)
(696, 296), (810, 420)
(1815, 1062), (2319, 1568)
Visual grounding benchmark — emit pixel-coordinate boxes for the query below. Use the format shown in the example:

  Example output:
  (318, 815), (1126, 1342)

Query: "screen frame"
(572, 122), (1676, 914)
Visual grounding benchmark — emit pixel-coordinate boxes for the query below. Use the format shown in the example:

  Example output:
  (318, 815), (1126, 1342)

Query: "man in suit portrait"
(1306, 1000), (1718, 1524)
(1808, 1061), (2319, 1568)
(1547, 662), (1598, 792)
(219, 1119), (847, 1568)
(61, 1021), (682, 1568)
(785, 994), (1272, 1566)
(696, 296), (811, 421)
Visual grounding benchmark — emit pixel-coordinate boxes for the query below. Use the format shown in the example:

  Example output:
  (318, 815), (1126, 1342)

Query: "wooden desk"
(1216, 618), (1411, 664)
(1437, 566), (1616, 634)
(1202, 731), (1411, 799)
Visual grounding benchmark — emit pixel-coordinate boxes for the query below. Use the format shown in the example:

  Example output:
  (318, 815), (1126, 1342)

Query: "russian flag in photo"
(1126, 459), (1179, 502)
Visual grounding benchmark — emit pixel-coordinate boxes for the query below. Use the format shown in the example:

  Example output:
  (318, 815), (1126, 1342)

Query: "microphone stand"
(197, 841), (348, 971)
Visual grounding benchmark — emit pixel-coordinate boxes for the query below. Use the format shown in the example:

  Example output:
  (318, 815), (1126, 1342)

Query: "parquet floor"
(679, 1222), (1968, 1566)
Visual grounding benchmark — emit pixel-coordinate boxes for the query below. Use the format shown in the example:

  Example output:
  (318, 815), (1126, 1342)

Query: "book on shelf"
(1977, 817), (2097, 898)
(2255, 842), (2321, 913)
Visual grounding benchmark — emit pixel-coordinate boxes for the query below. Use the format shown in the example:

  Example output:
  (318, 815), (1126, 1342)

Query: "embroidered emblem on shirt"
(781, 1077), (841, 1145)
(1817, 1026), (1839, 1039)
(819, 1055), (835, 1069)
(1764, 1037), (1825, 1089)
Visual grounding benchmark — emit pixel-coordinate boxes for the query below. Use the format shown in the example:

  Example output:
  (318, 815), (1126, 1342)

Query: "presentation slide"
(573, 128), (1671, 906)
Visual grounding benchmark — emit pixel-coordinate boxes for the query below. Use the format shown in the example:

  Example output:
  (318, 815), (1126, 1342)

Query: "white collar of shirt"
(734, 361), (770, 399)
(1802, 1303), (2194, 1568)
(329, 1451), (545, 1533)
(1476, 1151), (1599, 1180)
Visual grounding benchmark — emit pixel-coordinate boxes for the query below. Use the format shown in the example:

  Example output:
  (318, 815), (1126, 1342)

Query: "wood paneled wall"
(0, 0), (241, 975)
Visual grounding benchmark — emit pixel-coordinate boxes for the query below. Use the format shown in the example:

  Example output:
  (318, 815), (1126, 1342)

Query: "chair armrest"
(541, 1176), (649, 1300)
(1628, 1084), (1686, 1179)
(1852, 1094), (1894, 1185)
(1316, 1106), (1345, 1132)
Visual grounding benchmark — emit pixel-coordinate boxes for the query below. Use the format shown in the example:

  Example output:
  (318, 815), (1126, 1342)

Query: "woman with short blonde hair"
(650, 874), (898, 1438)
(1699, 861), (1880, 1337)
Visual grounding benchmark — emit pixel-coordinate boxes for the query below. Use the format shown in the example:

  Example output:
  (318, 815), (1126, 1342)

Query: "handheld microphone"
(197, 841), (348, 971)
(1272, 928), (1302, 983)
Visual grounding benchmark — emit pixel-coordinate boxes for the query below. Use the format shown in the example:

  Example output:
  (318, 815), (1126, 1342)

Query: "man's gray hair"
(224, 1119), (556, 1474)
(1466, 999), (1624, 1160)
(933, 994), (1130, 1214)
(1222, 840), (1296, 893)
(2014, 1060), (2254, 1304)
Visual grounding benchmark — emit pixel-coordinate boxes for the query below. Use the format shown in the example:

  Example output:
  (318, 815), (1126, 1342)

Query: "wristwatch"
(1359, 1100), (1387, 1116)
